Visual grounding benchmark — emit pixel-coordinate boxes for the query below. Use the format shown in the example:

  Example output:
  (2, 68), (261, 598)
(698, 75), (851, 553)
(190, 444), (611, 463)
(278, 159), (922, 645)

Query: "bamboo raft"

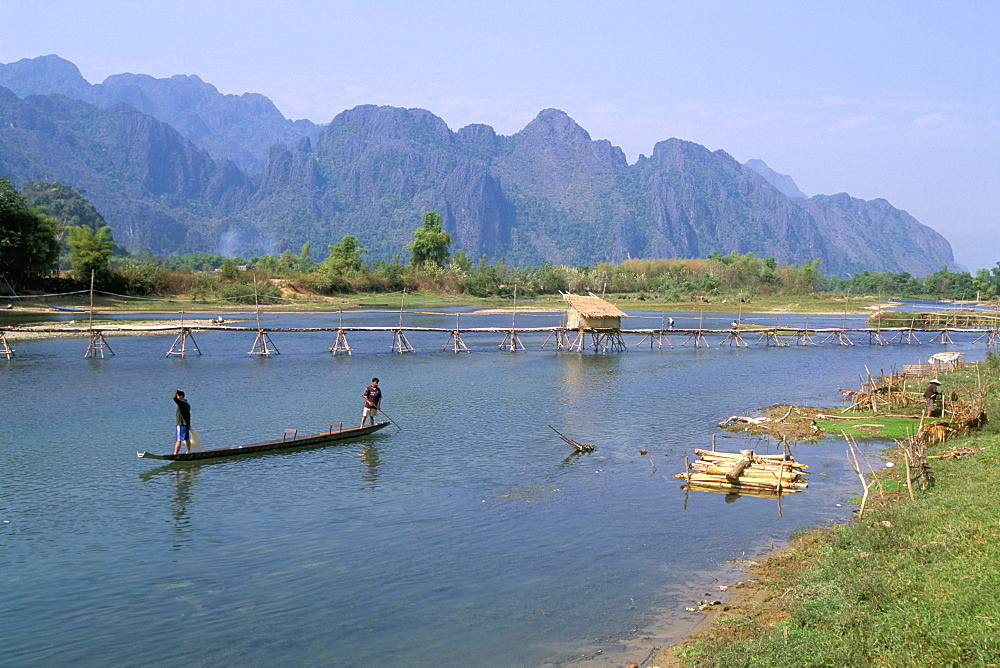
(676, 448), (808, 495)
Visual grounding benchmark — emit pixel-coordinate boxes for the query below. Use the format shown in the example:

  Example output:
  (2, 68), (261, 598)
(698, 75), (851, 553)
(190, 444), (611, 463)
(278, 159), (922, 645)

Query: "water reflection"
(359, 442), (381, 489)
(169, 466), (200, 533)
(137, 463), (201, 537)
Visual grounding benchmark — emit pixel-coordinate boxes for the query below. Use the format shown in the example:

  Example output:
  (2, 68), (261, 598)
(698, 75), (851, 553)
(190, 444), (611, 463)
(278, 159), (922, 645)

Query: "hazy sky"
(3, 0), (998, 271)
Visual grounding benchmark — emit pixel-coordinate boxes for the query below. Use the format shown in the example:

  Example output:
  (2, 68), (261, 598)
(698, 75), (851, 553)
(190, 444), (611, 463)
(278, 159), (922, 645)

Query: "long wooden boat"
(48, 304), (90, 312)
(137, 421), (390, 462)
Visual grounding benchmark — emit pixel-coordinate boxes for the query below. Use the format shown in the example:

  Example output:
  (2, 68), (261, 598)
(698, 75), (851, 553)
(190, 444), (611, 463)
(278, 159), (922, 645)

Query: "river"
(0, 307), (986, 666)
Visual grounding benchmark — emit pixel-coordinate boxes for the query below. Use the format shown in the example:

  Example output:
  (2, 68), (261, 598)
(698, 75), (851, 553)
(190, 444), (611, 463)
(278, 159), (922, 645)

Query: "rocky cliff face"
(0, 57), (959, 276)
(799, 194), (954, 276)
(0, 87), (253, 253)
(288, 105), (513, 258)
(493, 109), (634, 265)
(635, 139), (828, 261)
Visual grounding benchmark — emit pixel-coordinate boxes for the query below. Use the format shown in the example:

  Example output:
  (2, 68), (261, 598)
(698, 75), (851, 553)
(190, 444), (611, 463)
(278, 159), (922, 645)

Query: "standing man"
(923, 378), (941, 416)
(173, 389), (192, 455)
(361, 377), (382, 428)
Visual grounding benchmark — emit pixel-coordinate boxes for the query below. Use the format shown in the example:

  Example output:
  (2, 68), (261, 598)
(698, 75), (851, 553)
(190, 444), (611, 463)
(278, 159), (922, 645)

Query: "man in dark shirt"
(923, 379), (941, 416)
(361, 378), (382, 428)
(173, 389), (192, 455)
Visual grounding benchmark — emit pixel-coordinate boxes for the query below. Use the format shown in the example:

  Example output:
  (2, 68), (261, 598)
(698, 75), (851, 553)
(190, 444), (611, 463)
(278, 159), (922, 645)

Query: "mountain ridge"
(0, 56), (957, 276)
(744, 158), (808, 199)
(0, 54), (321, 173)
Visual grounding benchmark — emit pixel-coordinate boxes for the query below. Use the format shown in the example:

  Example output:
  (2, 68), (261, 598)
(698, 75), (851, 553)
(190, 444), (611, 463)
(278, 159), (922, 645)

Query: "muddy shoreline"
(641, 533), (825, 667)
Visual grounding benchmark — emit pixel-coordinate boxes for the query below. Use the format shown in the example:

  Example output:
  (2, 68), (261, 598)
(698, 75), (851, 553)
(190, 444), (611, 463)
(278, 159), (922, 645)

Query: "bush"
(115, 262), (169, 295)
(302, 271), (354, 295)
(986, 350), (1000, 373)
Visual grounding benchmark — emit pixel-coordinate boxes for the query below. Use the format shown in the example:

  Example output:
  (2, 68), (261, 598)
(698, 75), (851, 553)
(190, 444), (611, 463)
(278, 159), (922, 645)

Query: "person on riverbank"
(173, 389), (192, 455)
(361, 378), (382, 428)
(923, 378), (941, 416)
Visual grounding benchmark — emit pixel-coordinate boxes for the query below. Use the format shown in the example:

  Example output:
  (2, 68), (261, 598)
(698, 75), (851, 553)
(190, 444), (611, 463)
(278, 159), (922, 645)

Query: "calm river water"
(0, 307), (987, 666)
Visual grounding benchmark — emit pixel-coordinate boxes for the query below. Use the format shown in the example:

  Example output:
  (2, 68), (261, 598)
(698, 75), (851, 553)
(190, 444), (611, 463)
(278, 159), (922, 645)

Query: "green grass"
(678, 360), (1000, 666)
(815, 410), (925, 441)
(29, 291), (884, 315)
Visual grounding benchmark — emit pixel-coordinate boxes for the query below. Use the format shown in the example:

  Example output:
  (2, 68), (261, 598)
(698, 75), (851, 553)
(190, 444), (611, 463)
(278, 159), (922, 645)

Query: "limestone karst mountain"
(0, 56), (956, 275)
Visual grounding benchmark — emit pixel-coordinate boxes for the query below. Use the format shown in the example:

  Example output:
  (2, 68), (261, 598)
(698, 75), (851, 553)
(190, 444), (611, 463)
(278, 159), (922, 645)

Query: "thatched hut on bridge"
(561, 292), (628, 352)
(562, 292), (627, 330)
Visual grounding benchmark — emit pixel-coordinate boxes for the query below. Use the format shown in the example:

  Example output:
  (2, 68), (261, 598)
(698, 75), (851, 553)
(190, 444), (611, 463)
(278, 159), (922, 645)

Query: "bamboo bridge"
(2, 315), (998, 360)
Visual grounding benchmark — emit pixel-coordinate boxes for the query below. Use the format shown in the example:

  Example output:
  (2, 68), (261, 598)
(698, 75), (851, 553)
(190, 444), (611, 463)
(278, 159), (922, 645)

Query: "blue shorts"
(176, 425), (189, 441)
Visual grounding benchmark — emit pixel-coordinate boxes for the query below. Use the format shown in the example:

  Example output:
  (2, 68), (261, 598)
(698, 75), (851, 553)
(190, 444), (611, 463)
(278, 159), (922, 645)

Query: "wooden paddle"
(377, 408), (402, 432)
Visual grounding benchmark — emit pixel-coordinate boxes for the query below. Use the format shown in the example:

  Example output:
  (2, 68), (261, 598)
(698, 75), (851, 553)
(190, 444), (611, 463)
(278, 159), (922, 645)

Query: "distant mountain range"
(0, 55), (956, 276)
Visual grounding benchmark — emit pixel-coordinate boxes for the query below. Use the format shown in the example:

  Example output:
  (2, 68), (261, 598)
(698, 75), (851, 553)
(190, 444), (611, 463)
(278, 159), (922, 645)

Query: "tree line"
(2, 177), (998, 303)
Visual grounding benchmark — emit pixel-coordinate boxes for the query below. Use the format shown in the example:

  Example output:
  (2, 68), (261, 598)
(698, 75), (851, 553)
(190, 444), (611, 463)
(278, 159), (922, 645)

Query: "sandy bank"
(3, 319), (226, 341)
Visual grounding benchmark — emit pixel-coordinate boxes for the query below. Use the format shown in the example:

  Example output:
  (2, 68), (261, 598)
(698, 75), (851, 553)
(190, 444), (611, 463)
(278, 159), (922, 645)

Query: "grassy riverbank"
(10, 290), (885, 315)
(654, 355), (1000, 666)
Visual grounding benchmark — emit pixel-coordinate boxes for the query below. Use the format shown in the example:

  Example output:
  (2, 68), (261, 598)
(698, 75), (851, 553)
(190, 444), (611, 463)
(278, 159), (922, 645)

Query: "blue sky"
(3, 0), (997, 271)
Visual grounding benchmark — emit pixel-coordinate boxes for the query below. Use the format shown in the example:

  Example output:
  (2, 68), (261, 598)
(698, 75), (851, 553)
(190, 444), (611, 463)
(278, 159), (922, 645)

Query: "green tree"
(0, 177), (60, 283)
(277, 249), (299, 274)
(450, 249), (473, 272)
(298, 242), (314, 272)
(409, 211), (451, 268)
(67, 225), (116, 283)
(220, 258), (240, 280)
(797, 258), (823, 291)
(972, 266), (1000, 299)
(21, 181), (109, 234)
(922, 268), (975, 300)
(325, 235), (366, 273)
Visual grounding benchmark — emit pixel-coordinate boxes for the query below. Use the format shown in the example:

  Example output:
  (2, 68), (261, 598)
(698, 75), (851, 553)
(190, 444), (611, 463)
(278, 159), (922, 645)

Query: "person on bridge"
(923, 378), (941, 416)
(361, 377), (382, 428)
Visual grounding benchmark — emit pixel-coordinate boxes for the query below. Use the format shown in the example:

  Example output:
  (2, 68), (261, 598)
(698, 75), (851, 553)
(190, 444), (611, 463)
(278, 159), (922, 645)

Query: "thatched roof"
(562, 292), (627, 318)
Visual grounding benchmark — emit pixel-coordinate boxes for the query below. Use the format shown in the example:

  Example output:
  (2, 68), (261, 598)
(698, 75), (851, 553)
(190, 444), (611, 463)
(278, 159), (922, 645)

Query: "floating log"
(725, 453), (753, 480)
(675, 473), (808, 490)
(681, 483), (793, 499)
(693, 448), (793, 461)
(693, 459), (807, 474)
(548, 425), (595, 452)
(688, 463), (802, 482)
(693, 448), (807, 469)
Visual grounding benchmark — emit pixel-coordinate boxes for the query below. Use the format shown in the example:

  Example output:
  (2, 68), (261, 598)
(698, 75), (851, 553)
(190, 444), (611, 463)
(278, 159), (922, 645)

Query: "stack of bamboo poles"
(675, 448), (808, 496)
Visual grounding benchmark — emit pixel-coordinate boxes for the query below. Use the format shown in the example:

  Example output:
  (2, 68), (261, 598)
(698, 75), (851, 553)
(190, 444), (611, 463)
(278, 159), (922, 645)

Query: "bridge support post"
(330, 329), (352, 355)
(682, 330), (710, 348)
(391, 329), (415, 354)
(0, 331), (14, 360)
(444, 330), (471, 353)
(166, 328), (202, 357)
(591, 331), (627, 353)
(499, 329), (525, 352)
(249, 329), (279, 356)
(84, 330), (114, 358)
